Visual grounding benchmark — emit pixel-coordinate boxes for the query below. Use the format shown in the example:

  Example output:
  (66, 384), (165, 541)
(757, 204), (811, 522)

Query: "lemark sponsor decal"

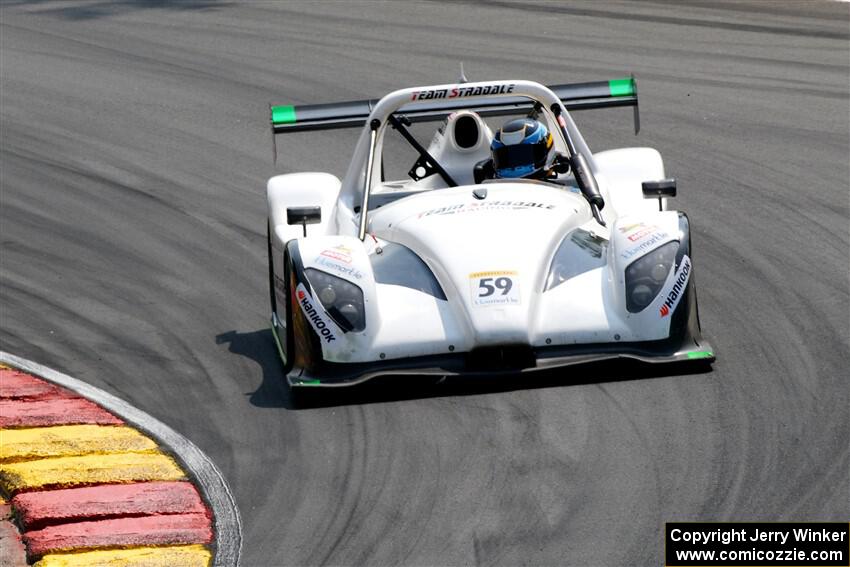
(320, 244), (353, 263)
(627, 226), (658, 242)
(469, 270), (520, 307)
(418, 200), (555, 219)
(411, 83), (515, 101)
(620, 231), (670, 260)
(659, 255), (691, 317)
(296, 283), (338, 343)
(619, 222), (662, 242)
(313, 256), (364, 280)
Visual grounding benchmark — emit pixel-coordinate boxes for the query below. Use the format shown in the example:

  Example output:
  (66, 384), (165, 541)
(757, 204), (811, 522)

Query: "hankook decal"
(659, 256), (691, 317)
(296, 283), (339, 343)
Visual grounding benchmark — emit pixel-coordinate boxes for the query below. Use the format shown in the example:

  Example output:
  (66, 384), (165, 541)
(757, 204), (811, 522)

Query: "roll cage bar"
(270, 76), (640, 237)
(355, 80), (607, 238)
(387, 113), (458, 188)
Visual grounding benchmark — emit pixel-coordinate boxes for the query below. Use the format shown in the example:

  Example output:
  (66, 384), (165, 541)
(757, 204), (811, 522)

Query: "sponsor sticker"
(619, 222), (663, 242)
(313, 256), (364, 280)
(469, 270), (520, 307)
(618, 222), (644, 234)
(411, 83), (515, 101)
(627, 226), (657, 242)
(319, 244), (353, 263)
(620, 231), (670, 260)
(418, 200), (555, 219)
(659, 256), (691, 317)
(296, 283), (339, 343)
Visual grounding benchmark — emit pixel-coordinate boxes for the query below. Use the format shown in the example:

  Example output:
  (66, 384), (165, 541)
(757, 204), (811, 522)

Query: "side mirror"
(642, 179), (677, 211)
(287, 206), (321, 237)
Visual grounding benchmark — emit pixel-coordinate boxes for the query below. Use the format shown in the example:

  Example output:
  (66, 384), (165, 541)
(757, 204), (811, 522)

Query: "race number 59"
(469, 271), (520, 307)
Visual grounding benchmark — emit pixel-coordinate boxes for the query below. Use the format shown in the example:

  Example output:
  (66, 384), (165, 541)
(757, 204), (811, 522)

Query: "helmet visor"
(492, 143), (549, 174)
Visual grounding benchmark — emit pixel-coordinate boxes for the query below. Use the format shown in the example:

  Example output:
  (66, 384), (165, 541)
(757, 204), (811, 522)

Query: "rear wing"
(271, 76), (639, 138)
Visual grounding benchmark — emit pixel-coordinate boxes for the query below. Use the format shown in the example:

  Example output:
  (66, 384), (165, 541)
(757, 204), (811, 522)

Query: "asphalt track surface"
(1, 1), (848, 566)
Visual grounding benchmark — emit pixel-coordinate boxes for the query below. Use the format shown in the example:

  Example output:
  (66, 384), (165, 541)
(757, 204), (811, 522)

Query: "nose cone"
(385, 184), (588, 345)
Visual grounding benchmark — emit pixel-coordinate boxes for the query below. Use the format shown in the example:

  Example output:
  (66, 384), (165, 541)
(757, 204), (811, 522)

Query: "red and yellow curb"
(0, 364), (214, 566)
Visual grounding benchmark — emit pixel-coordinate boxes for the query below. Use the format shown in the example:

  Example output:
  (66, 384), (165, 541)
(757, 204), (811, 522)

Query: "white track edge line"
(0, 351), (242, 567)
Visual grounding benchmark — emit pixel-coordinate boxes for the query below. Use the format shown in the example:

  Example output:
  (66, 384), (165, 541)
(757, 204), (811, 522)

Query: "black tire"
(287, 385), (319, 409)
(267, 221), (277, 314)
(268, 221), (294, 374)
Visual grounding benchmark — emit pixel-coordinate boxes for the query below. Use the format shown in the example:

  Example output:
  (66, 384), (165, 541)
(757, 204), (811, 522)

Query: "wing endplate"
(270, 76), (638, 134)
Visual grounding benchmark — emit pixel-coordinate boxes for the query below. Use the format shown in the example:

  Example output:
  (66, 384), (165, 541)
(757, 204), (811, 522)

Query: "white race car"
(267, 77), (714, 392)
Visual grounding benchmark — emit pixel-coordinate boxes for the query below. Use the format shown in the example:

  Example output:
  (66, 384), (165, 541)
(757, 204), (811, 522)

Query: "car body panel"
(266, 78), (713, 387)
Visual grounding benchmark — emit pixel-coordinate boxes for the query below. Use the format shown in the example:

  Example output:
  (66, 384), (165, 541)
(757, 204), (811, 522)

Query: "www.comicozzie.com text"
(670, 526), (847, 546)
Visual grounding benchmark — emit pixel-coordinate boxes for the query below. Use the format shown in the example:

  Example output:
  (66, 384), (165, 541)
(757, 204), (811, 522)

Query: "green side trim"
(608, 78), (635, 97)
(297, 379), (322, 386)
(271, 105), (296, 125)
(687, 350), (714, 360)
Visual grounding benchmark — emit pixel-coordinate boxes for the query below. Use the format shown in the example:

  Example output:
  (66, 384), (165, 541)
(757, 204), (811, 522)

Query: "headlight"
(625, 241), (679, 313)
(304, 268), (366, 332)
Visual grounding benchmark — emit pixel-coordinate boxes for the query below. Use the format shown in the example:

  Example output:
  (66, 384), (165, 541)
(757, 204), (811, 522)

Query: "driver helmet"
(490, 117), (553, 179)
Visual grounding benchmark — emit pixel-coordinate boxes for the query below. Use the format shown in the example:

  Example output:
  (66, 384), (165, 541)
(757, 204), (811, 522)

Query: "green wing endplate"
(270, 76), (639, 134)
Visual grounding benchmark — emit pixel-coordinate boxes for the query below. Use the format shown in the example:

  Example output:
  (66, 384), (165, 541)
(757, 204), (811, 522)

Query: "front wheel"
(267, 221), (277, 314)
(268, 221), (294, 374)
(287, 384), (320, 409)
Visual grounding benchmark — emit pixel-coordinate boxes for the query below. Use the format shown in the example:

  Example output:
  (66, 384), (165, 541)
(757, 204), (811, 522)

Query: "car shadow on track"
(216, 328), (290, 409)
(217, 328), (713, 410)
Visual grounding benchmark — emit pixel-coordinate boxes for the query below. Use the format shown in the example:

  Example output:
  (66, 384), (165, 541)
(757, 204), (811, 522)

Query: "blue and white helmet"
(490, 118), (554, 179)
